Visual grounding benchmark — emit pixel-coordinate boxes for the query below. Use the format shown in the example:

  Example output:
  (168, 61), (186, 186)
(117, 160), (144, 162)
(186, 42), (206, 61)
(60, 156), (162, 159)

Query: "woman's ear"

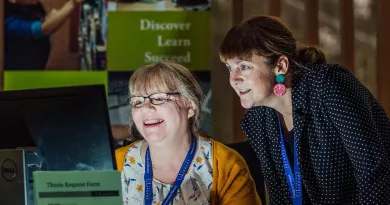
(183, 99), (196, 119)
(188, 107), (195, 119)
(273, 55), (290, 75)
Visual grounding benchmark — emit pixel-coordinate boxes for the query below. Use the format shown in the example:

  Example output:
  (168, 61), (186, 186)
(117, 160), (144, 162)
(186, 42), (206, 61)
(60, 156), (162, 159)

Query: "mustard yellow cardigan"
(115, 138), (262, 205)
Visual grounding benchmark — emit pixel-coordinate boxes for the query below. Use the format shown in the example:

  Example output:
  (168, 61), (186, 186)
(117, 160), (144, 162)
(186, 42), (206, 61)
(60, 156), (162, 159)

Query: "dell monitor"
(0, 84), (117, 171)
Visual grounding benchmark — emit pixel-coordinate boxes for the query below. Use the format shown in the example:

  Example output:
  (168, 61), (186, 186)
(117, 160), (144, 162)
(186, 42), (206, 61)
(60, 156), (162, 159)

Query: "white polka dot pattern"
(241, 64), (390, 204)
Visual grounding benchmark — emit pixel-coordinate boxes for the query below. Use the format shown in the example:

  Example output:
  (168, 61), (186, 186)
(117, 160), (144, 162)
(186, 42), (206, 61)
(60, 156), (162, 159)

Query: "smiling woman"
(220, 15), (390, 205)
(115, 62), (262, 205)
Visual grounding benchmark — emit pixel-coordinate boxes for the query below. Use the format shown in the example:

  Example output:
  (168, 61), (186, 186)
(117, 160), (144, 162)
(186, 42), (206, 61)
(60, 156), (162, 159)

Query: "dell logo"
(1, 159), (17, 181)
(2, 167), (16, 173)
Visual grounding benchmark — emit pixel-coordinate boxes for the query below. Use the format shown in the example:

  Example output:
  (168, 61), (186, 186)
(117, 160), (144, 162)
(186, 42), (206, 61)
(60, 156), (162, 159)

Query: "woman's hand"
(41, 0), (83, 35)
(47, 9), (58, 18)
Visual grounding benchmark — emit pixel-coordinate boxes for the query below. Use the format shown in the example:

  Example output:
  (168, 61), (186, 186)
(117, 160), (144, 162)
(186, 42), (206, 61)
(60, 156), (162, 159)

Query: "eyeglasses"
(128, 92), (181, 108)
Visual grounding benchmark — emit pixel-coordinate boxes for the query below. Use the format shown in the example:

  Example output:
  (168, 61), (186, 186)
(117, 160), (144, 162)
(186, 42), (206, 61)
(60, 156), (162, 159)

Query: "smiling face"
(131, 91), (194, 144)
(225, 55), (276, 109)
(128, 62), (203, 142)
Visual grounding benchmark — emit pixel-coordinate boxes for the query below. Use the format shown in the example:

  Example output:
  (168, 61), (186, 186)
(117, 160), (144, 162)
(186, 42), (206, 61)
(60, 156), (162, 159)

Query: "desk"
(116, 0), (184, 11)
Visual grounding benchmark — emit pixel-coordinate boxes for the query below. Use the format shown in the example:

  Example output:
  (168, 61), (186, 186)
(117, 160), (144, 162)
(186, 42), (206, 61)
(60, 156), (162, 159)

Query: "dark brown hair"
(219, 16), (326, 70)
(297, 46), (327, 64)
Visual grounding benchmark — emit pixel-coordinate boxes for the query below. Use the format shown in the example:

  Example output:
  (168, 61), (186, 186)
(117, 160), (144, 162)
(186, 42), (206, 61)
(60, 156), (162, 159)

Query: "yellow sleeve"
(211, 140), (262, 205)
(115, 142), (138, 172)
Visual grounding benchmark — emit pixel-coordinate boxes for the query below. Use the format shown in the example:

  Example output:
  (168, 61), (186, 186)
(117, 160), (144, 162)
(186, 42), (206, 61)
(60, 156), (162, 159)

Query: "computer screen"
(0, 85), (117, 171)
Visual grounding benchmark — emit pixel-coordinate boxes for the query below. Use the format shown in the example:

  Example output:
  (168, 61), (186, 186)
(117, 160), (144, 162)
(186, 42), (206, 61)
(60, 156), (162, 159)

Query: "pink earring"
(273, 74), (286, 96)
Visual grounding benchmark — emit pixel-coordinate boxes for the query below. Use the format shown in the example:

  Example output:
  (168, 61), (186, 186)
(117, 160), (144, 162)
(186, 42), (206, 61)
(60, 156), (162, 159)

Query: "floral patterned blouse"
(121, 136), (213, 205)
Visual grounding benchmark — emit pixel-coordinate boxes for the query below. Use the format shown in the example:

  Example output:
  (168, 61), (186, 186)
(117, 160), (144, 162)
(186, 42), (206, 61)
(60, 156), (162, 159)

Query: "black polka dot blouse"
(241, 64), (390, 205)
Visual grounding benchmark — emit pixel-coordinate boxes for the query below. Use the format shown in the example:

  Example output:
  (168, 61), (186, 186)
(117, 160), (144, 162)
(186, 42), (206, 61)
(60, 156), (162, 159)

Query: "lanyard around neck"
(275, 111), (302, 205)
(144, 135), (197, 205)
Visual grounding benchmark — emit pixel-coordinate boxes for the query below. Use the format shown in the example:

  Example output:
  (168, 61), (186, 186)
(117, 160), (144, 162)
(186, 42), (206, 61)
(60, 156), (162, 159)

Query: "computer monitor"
(0, 84), (117, 171)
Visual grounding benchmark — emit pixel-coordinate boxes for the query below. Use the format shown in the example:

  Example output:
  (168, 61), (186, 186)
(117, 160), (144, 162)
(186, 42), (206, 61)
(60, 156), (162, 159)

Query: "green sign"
(108, 11), (210, 71)
(4, 71), (108, 93)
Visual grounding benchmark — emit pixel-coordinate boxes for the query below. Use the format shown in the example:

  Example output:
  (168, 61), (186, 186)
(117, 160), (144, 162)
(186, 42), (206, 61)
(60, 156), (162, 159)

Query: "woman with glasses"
(115, 62), (261, 205)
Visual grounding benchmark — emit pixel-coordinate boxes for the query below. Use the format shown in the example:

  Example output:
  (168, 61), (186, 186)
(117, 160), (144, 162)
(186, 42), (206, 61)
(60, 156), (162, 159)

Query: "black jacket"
(241, 64), (390, 204)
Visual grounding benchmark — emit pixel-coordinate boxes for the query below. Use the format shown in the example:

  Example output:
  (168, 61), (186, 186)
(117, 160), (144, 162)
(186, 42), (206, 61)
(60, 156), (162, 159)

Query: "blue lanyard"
(144, 135), (197, 205)
(276, 111), (302, 205)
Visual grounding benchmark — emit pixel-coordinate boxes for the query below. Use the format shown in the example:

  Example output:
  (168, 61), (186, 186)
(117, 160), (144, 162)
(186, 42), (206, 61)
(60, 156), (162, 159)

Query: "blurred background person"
(4, 0), (83, 70)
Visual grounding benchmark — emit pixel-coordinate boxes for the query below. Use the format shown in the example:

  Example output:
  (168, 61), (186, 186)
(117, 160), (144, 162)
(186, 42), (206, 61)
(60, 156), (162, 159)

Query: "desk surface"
(116, 0), (184, 11)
